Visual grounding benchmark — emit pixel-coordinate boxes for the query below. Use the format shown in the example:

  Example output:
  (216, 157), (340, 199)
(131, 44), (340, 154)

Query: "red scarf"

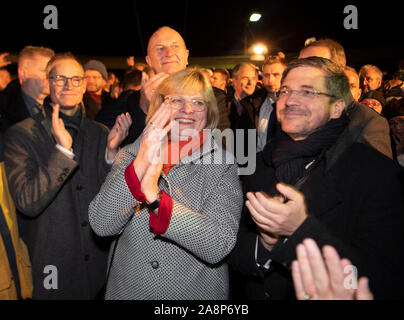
(162, 131), (206, 175)
(88, 92), (102, 104)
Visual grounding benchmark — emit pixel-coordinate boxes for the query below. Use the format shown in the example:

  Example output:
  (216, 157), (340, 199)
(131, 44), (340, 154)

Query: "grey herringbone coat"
(89, 133), (243, 300)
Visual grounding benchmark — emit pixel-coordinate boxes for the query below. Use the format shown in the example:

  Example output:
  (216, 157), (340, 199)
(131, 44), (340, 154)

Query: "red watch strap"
(149, 190), (173, 235)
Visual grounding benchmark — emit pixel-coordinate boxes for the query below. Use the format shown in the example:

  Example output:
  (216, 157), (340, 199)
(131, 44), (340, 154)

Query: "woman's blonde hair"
(146, 68), (219, 129)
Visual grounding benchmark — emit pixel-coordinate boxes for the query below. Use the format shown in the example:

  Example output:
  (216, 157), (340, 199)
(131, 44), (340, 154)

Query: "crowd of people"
(0, 25), (403, 301)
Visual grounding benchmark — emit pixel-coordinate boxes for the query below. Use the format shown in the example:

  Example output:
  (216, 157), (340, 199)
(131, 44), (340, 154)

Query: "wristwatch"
(146, 191), (162, 211)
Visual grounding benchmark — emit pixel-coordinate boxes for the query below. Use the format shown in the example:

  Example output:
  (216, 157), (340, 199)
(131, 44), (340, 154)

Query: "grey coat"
(3, 105), (111, 299)
(89, 132), (243, 300)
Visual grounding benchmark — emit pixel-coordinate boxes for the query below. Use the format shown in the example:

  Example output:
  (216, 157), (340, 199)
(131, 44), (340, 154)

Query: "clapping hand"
(134, 102), (172, 181)
(107, 112), (132, 161)
(140, 72), (169, 109)
(0, 52), (11, 68)
(246, 183), (308, 239)
(292, 238), (374, 300)
(51, 103), (72, 151)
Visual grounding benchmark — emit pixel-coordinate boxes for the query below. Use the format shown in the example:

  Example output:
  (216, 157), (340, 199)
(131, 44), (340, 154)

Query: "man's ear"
(145, 55), (151, 68)
(18, 66), (26, 84)
(330, 99), (346, 119)
(185, 49), (189, 66)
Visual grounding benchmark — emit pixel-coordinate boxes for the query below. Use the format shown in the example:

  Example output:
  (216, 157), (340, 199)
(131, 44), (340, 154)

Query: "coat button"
(151, 261), (159, 269)
(81, 221), (88, 227)
(76, 185), (84, 191)
(57, 177), (63, 182)
(84, 254), (90, 261)
(63, 168), (70, 174)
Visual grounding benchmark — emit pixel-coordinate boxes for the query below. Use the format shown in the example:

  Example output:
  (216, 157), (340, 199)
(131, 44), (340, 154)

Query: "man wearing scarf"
(3, 53), (131, 299)
(230, 57), (404, 300)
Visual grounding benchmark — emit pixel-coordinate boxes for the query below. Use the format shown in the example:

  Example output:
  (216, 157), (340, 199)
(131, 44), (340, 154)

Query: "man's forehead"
(148, 28), (185, 48)
(85, 69), (102, 76)
(50, 59), (84, 75)
(238, 66), (257, 76)
(345, 70), (359, 81)
(23, 54), (50, 68)
(263, 63), (285, 73)
(283, 66), (326, 86)
(363, 70), (378, 78)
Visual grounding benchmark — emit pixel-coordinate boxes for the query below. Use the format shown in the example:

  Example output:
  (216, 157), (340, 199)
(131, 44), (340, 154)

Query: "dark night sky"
(1, 1), (403, 72)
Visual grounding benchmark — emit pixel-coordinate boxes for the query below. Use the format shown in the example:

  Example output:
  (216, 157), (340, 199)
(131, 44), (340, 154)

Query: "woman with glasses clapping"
(89, 68), (243, 300)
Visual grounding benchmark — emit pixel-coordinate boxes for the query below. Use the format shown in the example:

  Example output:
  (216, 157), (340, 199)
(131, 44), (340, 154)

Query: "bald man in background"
(98, 26), (230, 147)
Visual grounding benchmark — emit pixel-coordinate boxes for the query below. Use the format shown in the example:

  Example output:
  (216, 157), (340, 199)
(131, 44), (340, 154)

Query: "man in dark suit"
(229, 57), (404, 300)
(0, 46), (54, 134)
(3, 53), (131, 299)
(241, 54), (287, 152)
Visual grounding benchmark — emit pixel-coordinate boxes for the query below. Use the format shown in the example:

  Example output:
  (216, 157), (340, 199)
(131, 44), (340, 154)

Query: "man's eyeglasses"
(50, 75), (85, 87)
(278, 88), (337, 100)
(164, 96), (207, 112)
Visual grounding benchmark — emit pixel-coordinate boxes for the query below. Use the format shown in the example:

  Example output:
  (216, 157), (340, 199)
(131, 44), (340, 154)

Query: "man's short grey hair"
(18, 45), (55, 67)
(303, 38), (346, 69)
(232, 63), (258, 79)
(46, 52), (84, 78)
(359, 64), (383, 80)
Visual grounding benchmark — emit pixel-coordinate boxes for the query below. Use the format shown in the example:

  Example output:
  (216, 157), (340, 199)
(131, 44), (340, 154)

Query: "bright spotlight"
(249, 13), (262, 22)
(253, 44), (267, 55)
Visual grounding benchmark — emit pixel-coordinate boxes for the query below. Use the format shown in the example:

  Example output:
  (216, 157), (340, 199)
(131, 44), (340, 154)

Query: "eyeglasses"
(164, 96), (207, 112)
(50, 75), (85, 87)
(278, 88), (337, 100)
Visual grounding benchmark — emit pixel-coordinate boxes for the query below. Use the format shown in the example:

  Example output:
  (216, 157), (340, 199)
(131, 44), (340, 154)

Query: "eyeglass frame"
(163, 95), (207, 112)
(278, 87), (338, 100)
(49, 75), (85, 87)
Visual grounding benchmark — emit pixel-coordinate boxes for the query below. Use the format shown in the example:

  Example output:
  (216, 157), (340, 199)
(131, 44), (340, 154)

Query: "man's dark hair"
(282, 56), (350, 105)
(213, 68), (230, 84)
(121, 69), (142, 90)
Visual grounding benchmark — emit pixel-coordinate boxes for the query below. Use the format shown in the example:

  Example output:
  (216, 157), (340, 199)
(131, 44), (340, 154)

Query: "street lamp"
(244, 12), (262, 55)
(252, 43), (267, 55)
(250, 43), (268, 61)
(249, 13), (262, 22)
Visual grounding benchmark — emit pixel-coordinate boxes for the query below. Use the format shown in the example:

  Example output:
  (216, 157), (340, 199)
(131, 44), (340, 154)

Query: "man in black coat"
(229, 57), (404, 300)
(3, 53), (131, 299)
(242, 55), (287, 152)
(0, 46), (54, 134)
